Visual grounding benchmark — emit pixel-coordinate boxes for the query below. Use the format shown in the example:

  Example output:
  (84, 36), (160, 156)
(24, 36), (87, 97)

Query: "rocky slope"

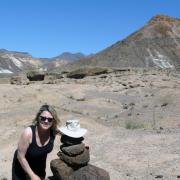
(0, 49), (43, 74)
(63, 14), (180, 71)
(0, 50), (86, 74)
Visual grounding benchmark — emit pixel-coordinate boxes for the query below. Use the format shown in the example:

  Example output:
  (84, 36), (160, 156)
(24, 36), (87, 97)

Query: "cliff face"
(64, 14), (180, 71)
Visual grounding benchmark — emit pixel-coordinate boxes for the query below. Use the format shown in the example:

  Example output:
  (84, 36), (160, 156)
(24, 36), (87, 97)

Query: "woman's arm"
(17, 127), (41, 180)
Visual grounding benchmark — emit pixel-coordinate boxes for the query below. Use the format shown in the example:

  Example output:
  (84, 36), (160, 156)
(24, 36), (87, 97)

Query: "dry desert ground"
(0, 70), (180, 180)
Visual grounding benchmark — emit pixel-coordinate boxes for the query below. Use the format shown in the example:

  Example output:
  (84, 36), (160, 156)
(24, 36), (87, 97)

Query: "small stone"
(161, 103), (168, 107)
(61, 135), (84, 145)
(155, 175), (163, 178)
(60, 143), (85, 156)
(123, 104), (128, 109)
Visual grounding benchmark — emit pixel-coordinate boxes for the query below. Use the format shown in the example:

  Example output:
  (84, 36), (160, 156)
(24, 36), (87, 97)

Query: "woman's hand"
(30, 174), (41, 180)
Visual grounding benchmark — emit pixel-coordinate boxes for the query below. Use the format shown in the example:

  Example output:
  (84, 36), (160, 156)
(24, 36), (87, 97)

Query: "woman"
(12, 104), (60, 180)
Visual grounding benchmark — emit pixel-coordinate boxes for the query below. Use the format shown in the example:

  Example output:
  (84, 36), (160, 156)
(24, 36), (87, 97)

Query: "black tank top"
(13, 125), (55, 179)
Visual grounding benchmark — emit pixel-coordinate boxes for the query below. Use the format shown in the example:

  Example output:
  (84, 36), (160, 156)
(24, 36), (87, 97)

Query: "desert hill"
(62, 14), (180, 71)
(0, 50), (86, 74)
(0, 49), (43, 74)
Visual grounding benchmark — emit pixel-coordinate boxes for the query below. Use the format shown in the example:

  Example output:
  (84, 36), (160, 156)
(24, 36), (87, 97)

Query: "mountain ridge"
(0, 14), (180, 74)
(61, 14), (180, 71)
(0, 49), (86, 73)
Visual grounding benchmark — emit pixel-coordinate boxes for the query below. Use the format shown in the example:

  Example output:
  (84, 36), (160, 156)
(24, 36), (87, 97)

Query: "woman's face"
(38, 110), (53, 130)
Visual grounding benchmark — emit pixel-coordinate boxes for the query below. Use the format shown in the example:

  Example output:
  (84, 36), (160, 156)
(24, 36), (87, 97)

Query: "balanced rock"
(57, 148), (90, 168)
(61, 135), (84, 145)
(60, 143), (85, 156)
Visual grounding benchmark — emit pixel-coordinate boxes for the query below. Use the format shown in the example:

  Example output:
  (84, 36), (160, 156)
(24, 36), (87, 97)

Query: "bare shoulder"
(20, 126), (33, 143)
(18, 126), (33, 155)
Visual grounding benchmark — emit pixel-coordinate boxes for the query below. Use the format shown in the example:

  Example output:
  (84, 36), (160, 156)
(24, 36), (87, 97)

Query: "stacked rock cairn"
(50, 135), (110, 180)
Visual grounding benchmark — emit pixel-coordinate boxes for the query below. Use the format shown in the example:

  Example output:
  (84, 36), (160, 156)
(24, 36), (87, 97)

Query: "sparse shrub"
(125, 122), (152, 129)
(17, 97), (22, 102)
(26, 70), (45, 81)
(143, 123), (153, 129)
(125, 121), (143, 129)
(142, 105), (148, 108)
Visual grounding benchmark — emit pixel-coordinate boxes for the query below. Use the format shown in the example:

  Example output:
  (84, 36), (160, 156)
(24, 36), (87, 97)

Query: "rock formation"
(50, 135), (110, 180)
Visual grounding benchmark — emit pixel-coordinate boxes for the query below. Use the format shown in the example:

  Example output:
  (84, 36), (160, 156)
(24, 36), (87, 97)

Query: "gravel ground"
(0, 70), (180, 179)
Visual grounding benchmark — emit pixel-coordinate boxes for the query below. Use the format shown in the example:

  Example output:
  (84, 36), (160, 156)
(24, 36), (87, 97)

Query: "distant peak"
(0, 48), (31, 56)
(52, 52), (86, 62)
(60, 52), (84, 56)
(0, 49), (9, 53)
(148, 14), (180, 25)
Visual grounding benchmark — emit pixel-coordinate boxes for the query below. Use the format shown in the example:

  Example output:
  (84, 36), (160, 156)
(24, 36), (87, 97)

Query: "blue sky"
(0, 0), (179, 58)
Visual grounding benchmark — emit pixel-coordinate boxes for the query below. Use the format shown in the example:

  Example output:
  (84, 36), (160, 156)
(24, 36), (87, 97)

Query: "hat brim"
(58, 126), (87, 138)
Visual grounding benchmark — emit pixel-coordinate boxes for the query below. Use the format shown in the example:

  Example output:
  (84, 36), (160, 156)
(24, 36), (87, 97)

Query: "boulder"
(50, 159), (74, 180)
(57, 148), (90, 167)
(60, 143), (85, 156)
(50, 159), (110, 180)
(26, 71), (45, 81)
(67, 67), (109, 79)
(61, 135), (84, 145)
(69, 164), (110, 180)
(10, 75), (29, 85)
(43, 75), (56, 84)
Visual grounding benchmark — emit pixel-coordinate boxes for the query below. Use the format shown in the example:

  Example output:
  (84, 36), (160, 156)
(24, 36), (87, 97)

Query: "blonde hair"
(33, 104), (60, 135)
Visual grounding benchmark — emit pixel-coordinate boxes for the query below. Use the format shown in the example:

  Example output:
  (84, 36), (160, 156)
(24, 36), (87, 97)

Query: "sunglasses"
(40, 116), (53, 123)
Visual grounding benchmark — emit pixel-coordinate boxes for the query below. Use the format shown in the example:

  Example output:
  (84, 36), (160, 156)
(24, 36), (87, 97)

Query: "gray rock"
(61, 135), (84, 145)
(43, 75), (56, 84)
(68, 164), (110, 180)
(58, 148), (90, 168)
(60, 143), (85, 156)
(50, 159), (110, 180)
(10, 75), (29, 85)
(50, 159), (74, 180)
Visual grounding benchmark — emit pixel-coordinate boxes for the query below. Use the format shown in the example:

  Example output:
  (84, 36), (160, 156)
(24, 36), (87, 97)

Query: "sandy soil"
(0, 70), (180, 180)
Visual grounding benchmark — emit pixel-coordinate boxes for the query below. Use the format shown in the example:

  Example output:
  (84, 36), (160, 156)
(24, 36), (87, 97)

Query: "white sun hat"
(59, 119), (87, 138)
